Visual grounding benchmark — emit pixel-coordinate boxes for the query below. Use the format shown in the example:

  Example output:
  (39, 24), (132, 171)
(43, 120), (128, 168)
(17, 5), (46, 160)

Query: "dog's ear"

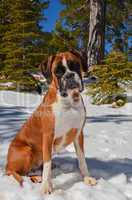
(39, 55), (55, 84)
(70, 49), (88, 73)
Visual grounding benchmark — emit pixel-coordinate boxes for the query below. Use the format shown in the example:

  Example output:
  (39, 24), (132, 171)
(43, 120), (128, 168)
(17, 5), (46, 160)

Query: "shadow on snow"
(28, 156), (132, 190)
(0, 105), (132, 190)
(86, 114), (132, 124)
(0, 106), (29, 141)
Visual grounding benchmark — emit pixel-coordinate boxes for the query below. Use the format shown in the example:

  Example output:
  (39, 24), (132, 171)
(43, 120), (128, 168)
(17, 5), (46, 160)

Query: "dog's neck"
(43, 80), (58, 105)
(57, 91), (83, 111)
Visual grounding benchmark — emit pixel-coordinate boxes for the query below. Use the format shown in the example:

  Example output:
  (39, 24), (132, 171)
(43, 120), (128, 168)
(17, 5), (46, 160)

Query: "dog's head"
(40, 51), (87, 103)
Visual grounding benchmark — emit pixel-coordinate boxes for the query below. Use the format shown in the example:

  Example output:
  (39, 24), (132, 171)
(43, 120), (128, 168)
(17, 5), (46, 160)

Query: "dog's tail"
(6, 170), (24, 187)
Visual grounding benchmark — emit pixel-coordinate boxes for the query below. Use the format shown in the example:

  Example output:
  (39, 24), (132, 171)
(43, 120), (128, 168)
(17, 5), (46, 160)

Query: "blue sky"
(42, 0), (63, 32)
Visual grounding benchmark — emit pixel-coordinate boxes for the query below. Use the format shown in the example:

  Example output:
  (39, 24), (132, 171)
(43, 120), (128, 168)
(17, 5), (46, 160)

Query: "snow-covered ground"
(0, 90), (132, 200)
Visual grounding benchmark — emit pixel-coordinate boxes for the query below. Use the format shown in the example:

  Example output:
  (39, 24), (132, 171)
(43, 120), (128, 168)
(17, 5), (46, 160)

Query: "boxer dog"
(6, 51), (96, 194)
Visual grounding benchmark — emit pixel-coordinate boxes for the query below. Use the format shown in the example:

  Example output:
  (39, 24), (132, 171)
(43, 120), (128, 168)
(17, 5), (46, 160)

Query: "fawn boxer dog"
(6, 51), (96, 194)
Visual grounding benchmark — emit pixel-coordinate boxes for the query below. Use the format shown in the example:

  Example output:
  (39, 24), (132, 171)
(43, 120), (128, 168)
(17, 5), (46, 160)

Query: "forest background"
(0, 0), (131, 104)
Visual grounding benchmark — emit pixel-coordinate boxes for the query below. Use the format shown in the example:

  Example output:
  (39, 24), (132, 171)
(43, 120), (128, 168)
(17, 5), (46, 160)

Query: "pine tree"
(0, 0), (10, 72)
(88, 51), (132, 105)
(106, 0), (132, 53)
(128, 14), (132, 61)
(1, 0), (49, 84)
(50, 0), (89, 53)
(52, 0), (131, 66)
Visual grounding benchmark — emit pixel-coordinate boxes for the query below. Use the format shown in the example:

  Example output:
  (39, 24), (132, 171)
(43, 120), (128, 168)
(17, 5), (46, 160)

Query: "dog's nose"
(60, 91), (68, 97)
(71, 90), (80, 102)
(65, 73), (75, 80)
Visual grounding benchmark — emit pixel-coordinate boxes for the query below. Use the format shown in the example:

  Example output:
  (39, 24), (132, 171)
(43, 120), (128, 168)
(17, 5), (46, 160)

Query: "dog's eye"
(54, 64), (66, 78)
(67, 60), (80, 72)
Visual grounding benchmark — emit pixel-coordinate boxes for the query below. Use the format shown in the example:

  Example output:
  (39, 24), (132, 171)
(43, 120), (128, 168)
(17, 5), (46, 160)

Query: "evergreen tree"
(128, 15), (132, 61)
(106, 0), (132, 53)
(88, 51), (132, 105)
(0, 0), (10, 72)
(50, 0), (89, 53)
(1, 0), (49, 83)
(52, 0), (131, 65)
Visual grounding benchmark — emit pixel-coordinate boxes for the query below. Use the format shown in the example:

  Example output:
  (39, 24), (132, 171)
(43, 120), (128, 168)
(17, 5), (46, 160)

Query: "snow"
(0, 82), (15, 87)
(0, 90), (132, 200)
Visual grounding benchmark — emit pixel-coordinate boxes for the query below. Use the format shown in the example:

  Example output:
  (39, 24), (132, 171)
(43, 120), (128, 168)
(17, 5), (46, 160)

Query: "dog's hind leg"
(6, 144), (34, 186)
(6, 171), (24, 186)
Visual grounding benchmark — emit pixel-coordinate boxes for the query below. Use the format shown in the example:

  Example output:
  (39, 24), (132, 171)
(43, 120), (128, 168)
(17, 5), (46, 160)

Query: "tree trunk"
(87, 0), (106, 68)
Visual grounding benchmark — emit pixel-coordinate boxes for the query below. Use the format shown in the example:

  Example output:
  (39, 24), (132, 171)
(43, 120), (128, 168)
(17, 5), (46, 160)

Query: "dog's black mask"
(54, 60), (83, 97)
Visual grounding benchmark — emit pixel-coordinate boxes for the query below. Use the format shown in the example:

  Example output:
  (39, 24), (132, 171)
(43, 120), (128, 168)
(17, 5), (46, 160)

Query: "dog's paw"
(41, 181), (53, 195)
(30, 176), (42, 183)
(84, 176), (97, 186)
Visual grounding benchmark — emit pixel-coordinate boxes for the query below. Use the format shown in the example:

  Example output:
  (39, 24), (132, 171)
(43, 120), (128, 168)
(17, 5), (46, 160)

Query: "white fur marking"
(42, 161), (51, 181)
(53, 96), (85, 139)
(62, 57), (68, 68)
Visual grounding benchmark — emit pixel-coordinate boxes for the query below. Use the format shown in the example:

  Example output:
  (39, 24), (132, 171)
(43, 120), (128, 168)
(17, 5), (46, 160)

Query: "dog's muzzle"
(60, 72), (81, 97)
(65, 72), (80, 90)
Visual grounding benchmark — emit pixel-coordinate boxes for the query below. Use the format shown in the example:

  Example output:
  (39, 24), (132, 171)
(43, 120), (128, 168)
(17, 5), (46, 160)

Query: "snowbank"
(0, 91), (132, 200)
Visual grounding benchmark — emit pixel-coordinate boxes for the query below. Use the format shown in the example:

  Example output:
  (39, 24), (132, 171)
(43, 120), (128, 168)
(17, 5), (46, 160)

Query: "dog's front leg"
(74, 131), (97, 186)
(41, 134), (54, 194)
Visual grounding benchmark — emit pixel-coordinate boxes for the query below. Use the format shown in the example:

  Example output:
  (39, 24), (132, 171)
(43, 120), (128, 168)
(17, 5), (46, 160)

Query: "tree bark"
(87, 0), (106, 68)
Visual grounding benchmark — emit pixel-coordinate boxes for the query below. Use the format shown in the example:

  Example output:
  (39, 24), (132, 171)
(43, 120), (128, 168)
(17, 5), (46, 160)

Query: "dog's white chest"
(53, 100), (85, 138)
